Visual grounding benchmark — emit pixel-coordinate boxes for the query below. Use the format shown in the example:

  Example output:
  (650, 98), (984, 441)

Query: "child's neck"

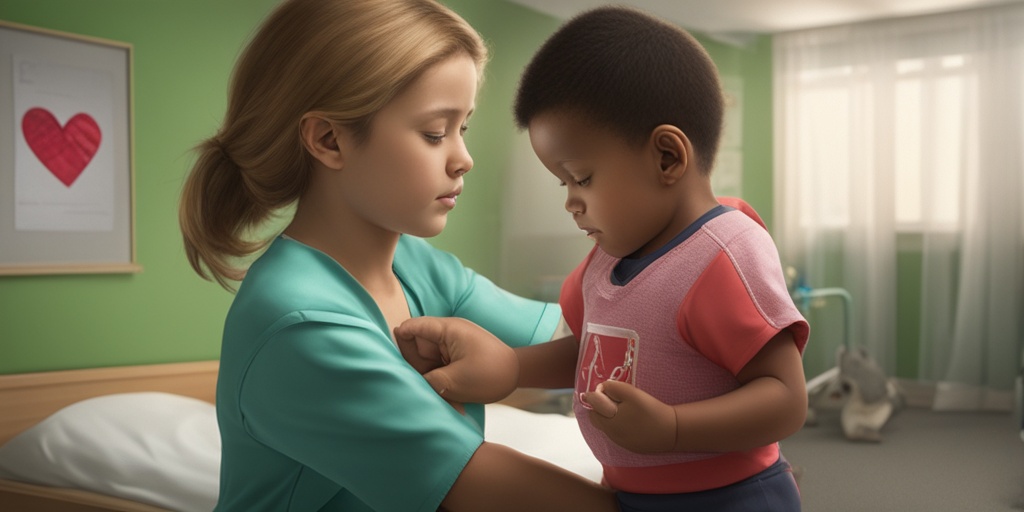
(674, 175), (721, 235)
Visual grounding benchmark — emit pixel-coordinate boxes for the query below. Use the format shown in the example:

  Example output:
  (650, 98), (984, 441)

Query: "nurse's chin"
(405, 219), (448, 239)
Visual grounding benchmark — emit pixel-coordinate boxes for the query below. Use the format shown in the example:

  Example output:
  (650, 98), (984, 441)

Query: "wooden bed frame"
(0, 360), (565, 511)
(0, 361), (219, 512)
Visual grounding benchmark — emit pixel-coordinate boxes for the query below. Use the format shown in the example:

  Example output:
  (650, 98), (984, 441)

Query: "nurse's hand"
(395, 317), (519, 405)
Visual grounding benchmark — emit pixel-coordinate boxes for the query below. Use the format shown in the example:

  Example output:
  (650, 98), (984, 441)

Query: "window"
(894, 54), (974, 230)
(792, 53), (976, 231)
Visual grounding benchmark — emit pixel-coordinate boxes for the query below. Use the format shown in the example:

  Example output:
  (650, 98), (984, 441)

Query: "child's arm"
(396, 318), (619, 511)
(515, 335), (578, 389)
(397, 316), (579, 397)
(394, 316), (519, 404)
(584, 330), (807, 454)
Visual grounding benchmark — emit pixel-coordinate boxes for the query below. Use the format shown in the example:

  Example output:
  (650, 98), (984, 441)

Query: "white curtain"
(774, 4), (1024, 411)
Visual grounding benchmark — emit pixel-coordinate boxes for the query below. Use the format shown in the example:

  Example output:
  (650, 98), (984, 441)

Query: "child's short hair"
(514, 6), (724, 173)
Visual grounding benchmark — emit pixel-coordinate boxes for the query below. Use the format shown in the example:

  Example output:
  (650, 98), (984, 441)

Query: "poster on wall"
(0, 21), (140, 275)
(14, 55), (116, 232)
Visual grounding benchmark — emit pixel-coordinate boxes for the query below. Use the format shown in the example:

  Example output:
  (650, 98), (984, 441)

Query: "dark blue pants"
(616, 457), (801, 512)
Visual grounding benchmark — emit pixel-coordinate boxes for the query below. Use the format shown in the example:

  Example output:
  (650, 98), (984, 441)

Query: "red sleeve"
(717, 196), (767, 231)
(678, 251), (808, 375)
(558, 246), (599, 341)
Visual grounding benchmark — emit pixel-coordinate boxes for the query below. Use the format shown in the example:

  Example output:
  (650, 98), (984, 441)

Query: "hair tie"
(210, 135), (235, 164)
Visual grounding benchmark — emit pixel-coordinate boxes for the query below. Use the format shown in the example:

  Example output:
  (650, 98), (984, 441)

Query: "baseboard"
(894, 378), (1015, 412)
(895, 378), (936, 409)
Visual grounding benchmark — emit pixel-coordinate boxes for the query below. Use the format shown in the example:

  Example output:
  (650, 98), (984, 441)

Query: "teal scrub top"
(214, 236), (561, 512)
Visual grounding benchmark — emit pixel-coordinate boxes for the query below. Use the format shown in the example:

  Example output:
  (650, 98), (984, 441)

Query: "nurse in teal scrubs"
(178, 0), (618, 510)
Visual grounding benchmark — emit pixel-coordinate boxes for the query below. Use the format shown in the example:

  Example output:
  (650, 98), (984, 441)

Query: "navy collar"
(611, 205), (733, 286)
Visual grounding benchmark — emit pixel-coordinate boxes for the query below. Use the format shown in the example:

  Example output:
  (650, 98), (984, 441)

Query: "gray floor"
(781, 408), (1024, 511)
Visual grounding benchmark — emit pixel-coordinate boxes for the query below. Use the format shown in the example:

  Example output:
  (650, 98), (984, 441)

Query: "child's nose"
(565, 196), (584, 216)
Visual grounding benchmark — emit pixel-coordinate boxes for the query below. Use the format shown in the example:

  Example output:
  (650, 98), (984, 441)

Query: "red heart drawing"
(21, 107), (102, 188)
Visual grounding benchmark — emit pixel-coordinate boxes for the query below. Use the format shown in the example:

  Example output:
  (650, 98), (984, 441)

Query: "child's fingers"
(583, 384), (620, 418)
(588, 381), (678, 454)
(394, 316), (447, 345)
(596, 379), (631, 401)
(394, 332), (444, 374)
(423, 369), (456, 400)
(423, 372), (466, 415)
(423, 370), (467, 414)
(446, 399), (466, 415)
(398, 316), (518, 404)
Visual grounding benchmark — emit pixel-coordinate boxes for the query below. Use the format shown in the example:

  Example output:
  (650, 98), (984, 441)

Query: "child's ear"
(299, 113), (346, 170)
(650, 125), (691, 185)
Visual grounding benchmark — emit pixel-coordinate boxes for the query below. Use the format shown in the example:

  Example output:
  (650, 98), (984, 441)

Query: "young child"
(178, 0), (617, 510)
(511, 6), (810, 511)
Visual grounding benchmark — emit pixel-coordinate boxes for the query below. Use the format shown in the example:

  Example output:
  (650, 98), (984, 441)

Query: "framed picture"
(0, 20), (140, 275)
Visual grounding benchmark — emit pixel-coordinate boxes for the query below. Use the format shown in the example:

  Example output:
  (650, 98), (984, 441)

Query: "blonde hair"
(179, 0), (488, 289)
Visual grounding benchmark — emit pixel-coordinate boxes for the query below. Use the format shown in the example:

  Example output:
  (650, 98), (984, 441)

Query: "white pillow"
(0, 392), (220, 512)
(0, 393), (596, 512)
(484, 403), (602, 483)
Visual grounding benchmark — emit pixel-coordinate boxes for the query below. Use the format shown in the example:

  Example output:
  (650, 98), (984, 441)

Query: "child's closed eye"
(557, 176), (591, 187)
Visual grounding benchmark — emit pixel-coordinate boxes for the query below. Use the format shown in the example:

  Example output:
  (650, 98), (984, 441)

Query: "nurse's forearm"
(442, 442), (618, 512)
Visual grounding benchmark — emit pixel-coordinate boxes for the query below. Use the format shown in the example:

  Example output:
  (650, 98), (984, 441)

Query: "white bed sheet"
(0, 393), (601, 512)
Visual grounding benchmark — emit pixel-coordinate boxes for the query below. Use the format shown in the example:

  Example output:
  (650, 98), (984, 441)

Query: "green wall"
(0, 1), (563, 374)
(430, 0), (562, 273)
(0, 0), (278, 373)
(698, 35), (776, 232)
(0, 1), (789, 377)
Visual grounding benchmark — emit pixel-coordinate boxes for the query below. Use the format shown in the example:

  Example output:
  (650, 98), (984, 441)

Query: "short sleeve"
(679, 251), (809, 376)
(398, 236), (561, 347)
(238, 313), (482, 512)
(717, 196), (768, 230)
(452, 271), (562, 347)
(558, 246), (598, 340)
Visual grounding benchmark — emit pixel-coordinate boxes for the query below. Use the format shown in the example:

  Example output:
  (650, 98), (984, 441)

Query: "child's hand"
(584, 380), (677, 454)
(394, 317), (519, 405)
(396, 323), (447, 375)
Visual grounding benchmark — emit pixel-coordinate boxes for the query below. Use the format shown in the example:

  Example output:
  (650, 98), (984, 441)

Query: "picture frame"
(0, 20), (140, 275)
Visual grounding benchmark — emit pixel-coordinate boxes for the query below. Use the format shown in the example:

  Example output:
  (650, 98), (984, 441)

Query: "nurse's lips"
(438, 188), (461, 209)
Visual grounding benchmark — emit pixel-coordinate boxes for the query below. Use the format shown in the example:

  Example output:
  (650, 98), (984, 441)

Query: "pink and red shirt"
(561, 204), (809, 494)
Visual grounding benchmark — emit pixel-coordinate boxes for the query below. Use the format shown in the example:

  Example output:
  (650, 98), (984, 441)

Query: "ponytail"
(179, 137), (271, 290)
(178, 0), (487, 290)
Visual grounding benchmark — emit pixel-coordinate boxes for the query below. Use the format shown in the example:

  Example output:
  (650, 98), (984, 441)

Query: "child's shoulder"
(705, 209), (775, 252)
(716, 197), (767, 229)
